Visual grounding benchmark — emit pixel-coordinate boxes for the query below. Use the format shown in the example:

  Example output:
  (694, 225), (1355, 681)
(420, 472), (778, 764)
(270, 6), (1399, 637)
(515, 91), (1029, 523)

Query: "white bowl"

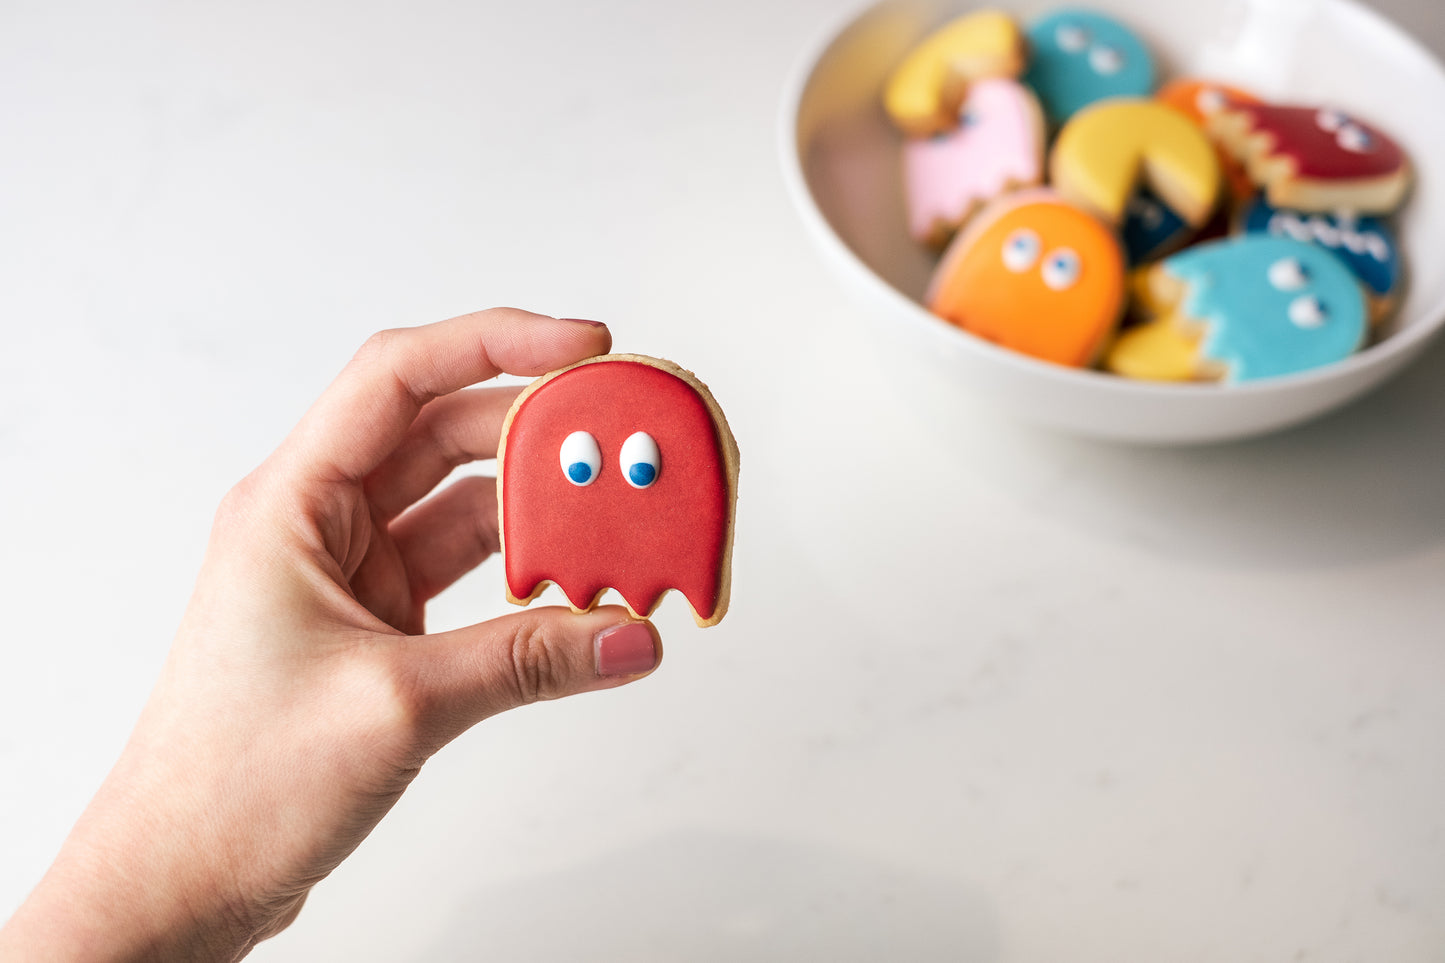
(780, 0), (1445, 444)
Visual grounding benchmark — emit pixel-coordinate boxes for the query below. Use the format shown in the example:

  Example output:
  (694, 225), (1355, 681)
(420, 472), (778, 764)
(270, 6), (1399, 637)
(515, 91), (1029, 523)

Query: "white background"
(3, 0), (1445, 959)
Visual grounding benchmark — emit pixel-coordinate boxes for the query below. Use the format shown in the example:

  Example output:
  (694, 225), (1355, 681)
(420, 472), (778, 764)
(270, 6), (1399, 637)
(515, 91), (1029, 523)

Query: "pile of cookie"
(886, 8), (1411, 383)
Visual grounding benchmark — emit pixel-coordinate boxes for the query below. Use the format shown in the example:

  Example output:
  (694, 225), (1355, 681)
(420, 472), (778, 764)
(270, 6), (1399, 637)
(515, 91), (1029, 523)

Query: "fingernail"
(595, 622), (657, 677)
(559, 317), (607, 328)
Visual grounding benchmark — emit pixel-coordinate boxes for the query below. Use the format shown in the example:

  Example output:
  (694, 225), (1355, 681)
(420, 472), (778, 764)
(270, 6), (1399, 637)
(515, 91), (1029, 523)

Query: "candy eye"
(1288, 295), (1327, 328)
(1194, 87), (1227, 116)
(1337, 123), (1374, 153)
(619, 431), (660, 489)
(959, 106), (980, 128)
(559, 430), (601, 486)
(1056, 24), (1089, 52)
(1267, 257), (1309, 291)
(1088, 45), (1123, 75)
(1041, 248), (1082, 290)
(1002, 229), (1041, 272)
(1316, 108), (1348, 132)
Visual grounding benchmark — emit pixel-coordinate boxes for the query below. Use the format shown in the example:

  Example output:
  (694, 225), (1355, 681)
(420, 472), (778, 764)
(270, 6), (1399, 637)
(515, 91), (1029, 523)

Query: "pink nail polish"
(559, 317), (607, 328)
(595, 622), (657, 677)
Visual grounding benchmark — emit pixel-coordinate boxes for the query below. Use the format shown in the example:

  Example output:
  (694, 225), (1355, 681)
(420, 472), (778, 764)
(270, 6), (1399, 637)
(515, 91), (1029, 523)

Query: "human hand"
(0, 309), (662, 961)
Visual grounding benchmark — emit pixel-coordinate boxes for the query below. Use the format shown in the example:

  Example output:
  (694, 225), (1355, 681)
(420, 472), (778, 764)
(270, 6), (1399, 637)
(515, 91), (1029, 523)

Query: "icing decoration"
(1209, 100), (1411, 213)
(499, 355), (739, 626)
(1239, 195), (1400, 320)
(559, 430), (602, 486)
(1104, 317), (1201, 382)
(1156, 235), (1366, 382)
(1121, 184), (1190, 264)
(1156, 78), (1262, 200)
(619, 431), (661, 489)
(926, 190), (1125, 367)
(902, 78), (1045, 245)
(1021, 9), (1155, 126)
(884, 10), (1026, 136)
(1050, 98), (1221, 228)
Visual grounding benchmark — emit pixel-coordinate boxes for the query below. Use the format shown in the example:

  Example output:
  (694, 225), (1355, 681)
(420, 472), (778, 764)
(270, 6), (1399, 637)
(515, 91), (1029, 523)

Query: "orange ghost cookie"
(1050, 97), (1221, 229)
(926, 190), (1126, 367)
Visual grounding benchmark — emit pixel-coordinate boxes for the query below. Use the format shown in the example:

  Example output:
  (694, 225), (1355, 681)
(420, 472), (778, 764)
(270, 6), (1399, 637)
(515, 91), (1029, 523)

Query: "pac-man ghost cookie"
(1208, 101), (1411, 214)
(1050, 98), (1221, 230)
(497, 354), (740, 627)
(1156, 77), (1262, 202)
(903, 77), (1045, 246)
(1020, 8), (1155, 127)
(884, 9), (1026, 137)
(1104, 235), (1367, 383)
(926, 189), (1126, 367)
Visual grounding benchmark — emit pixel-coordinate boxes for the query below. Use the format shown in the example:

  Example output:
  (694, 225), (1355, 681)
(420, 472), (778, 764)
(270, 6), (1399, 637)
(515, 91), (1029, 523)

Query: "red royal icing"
(1238, 103), (1405, 180)
(501, 359), (731, 620)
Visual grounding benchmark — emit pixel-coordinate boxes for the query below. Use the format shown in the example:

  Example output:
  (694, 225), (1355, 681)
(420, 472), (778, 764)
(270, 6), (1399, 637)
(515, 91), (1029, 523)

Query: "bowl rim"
(777, 0), (1445, 401)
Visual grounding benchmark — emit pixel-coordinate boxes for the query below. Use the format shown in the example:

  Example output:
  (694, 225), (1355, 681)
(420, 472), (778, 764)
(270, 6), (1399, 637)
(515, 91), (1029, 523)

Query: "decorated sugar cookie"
(903, 77), (1045, 246)
(1208, 101), (1411, 213)
(884, 9), (1027, 136)
(1105, 235), (1367, 383)
(497, 355), (739, 627)
(1121, 185), (1191, 264)
(1050, 98), (1221, 229)
(1239, 196), (1401, 325)
(1021, 8), (1155, 127)
(1156, 78), (1262, 202)
(927, 190), (1126, 367)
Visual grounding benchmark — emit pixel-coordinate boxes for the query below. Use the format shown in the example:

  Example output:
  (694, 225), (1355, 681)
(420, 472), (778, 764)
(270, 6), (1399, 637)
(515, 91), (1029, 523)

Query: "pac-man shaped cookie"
(1021, 8), (1155, 127)
(498, 354), (740, 626)
(903, 77), (1045, 246)
(884, 10), (1026, 137)
(1208, 101), (1411, 214)
(1050, 98), (1221, 228)
(1104, 235), (1367, 383)
(1239, 196), (1402, 325)
(926, 190), (1126, 367)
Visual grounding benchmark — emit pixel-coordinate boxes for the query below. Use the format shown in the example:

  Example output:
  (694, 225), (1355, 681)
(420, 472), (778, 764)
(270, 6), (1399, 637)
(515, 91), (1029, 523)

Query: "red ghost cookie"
(1208, 100), (1411, 213)
(497, 354), (740, 627)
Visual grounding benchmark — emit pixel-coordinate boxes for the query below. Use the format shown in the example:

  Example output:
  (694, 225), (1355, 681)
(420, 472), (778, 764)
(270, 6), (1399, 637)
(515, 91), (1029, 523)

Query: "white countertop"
(4, 1), (1445, 959)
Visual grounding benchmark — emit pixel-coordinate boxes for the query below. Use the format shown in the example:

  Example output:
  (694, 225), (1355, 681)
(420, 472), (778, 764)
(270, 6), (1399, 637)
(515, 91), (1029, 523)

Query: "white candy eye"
(1002, 229), (1041, 272)
(619, 431), (660, 489)
(1316, 108), (1348, 132)
(559, 430), (601, 486)
(1337, 123), (1374, 153)
(1267, 257), (1309, 291)
(1056, 24), (1089, 52)
(1041, 248), (1082, 290)
(1088, 45), (1123, 75)
(1288, 295), (1327, 328)
(1194, 87), (1227, 116)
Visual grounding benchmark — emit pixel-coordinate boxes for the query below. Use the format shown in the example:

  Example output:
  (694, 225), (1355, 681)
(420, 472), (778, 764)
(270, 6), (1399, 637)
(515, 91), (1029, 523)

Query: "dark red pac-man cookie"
(497, 354), (739, 627)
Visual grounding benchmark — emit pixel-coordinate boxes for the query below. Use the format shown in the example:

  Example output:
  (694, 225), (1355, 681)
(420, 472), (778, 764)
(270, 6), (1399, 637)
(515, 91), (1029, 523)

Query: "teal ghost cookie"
(1022, 9), (1155, 127)
(1116, 235), (1367, 384)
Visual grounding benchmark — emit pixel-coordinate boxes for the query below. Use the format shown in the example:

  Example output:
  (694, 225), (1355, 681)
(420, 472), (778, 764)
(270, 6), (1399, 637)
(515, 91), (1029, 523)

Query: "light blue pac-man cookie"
(1164, 235), (1367, 383)
(1022, 9), (1155, 127)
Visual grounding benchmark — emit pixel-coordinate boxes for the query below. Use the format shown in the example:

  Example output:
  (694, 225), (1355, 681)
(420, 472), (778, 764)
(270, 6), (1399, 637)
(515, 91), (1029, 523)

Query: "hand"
(0, 309), (662, 961)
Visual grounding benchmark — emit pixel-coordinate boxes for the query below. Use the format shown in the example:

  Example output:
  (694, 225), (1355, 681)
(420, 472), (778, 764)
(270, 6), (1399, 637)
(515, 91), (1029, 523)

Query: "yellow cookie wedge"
(1051, 98), (1222, 228)
(883, 10), (1026, 137)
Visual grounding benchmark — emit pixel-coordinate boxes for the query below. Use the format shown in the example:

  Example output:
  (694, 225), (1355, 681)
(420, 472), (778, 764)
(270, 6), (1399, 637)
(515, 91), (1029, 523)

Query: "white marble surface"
(3, 1), (1445, 960)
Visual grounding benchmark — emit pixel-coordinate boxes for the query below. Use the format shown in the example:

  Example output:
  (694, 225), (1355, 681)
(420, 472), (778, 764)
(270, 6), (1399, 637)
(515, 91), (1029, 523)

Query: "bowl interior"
(786, 0), (1445, 442)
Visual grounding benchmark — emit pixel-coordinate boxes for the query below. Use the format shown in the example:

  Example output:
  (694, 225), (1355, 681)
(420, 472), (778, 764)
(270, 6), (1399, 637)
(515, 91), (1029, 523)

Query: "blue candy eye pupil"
(628, 463), (656, 487)
(567, 462), (593, 484)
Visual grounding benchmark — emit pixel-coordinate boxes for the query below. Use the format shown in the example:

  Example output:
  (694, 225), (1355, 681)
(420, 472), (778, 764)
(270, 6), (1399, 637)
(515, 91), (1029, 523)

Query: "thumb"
(402, 604), (661, 745)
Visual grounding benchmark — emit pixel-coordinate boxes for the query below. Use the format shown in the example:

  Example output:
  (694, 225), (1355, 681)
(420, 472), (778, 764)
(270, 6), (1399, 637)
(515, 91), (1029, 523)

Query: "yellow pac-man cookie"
(884, 10), (1026, 137)
(1050, 98), (1221, 228)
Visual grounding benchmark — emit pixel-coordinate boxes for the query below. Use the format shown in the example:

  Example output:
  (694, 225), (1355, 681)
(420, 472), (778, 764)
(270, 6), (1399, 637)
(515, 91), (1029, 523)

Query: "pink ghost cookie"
(903, 77), (1045, 246)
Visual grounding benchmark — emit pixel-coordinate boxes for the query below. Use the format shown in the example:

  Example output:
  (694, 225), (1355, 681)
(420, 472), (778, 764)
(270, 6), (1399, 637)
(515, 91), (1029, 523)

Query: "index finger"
(281, 309), (611, 482)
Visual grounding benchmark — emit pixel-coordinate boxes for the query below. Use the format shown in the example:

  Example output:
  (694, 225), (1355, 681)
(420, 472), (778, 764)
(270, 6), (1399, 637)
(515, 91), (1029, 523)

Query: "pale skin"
(0, 309), (661, 961)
